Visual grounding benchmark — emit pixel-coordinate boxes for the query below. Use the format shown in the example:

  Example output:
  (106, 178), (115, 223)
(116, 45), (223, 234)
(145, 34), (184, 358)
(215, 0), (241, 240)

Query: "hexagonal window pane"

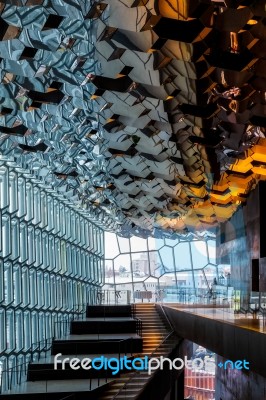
(207, 240), (216, 263)
(176, 270), (194, 290)
(190, 241), (208, 269)
(104, 260), (114, 286)
(148, 237), (156, 251)
(114, 254), (132, 283)
(153, 264), (165, 278)
(149, 250), (162, 276)
(159, 246), (174, 271)
(155, 238), (165, 249)
(132, 252), (149, 280)
(130, 237), (147, 252)
(118, 236), (130, 253)
(174, 242), (192, 270)
(105, 232), (119, 259)
(159, 272), (176, 300)
(193, 270), (208, 291)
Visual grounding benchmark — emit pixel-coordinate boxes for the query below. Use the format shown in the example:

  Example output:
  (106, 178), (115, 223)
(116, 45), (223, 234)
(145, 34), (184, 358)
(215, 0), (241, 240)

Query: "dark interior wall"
(163, 305), (266, 379)
(216, 355), (266, 400)
(259, 182), (266, 258)
(216, 184), (261, 292)
(259, 257), (266, 292)
(164, 306), (266, 400)
(259, 182), (266, 291)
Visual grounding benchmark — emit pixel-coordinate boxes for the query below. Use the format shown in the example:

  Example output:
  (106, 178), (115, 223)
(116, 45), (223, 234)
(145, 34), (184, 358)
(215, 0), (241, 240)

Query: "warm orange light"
(247, 19), (258, 25)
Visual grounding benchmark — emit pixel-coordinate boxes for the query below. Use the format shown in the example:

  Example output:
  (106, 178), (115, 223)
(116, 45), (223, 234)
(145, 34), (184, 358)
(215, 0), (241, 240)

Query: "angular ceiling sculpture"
(0, 0), (265, 238)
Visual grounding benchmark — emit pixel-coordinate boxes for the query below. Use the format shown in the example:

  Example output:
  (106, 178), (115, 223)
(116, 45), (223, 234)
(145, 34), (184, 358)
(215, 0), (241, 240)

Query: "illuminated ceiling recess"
(0, 0), (265, 238)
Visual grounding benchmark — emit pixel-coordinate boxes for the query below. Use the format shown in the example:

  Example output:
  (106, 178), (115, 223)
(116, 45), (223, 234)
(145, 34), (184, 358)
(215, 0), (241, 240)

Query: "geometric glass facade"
(0, 162), (104, 390)
(104, 232), (217, 303)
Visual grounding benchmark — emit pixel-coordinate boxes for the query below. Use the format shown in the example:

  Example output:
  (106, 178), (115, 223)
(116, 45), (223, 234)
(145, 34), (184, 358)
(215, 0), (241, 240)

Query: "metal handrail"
(113, 304), (178, 400)
(0, 311), (87, 394)
(1, 368), (110, 394)
(0, 337), (133, 373)
(147, 330), (176, 357)
(113, 330), (177, 399)
(0, 338), (54, 394)
(156, 303), (175, 332)
(52, 337), (135, 360)
(52, 337), (134, 347)
(113, 304), (182, 399)
(91, 290), (131, 305)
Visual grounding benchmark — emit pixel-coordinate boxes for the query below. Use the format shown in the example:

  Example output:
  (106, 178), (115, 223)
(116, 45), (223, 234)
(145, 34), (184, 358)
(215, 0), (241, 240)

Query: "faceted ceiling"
(0, 0), (266, 238)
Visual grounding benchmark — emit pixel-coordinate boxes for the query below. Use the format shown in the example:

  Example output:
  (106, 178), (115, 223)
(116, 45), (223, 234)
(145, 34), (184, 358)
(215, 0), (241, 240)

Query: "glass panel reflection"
(103, 232), (217, 305)
(0, 163), (104, 391)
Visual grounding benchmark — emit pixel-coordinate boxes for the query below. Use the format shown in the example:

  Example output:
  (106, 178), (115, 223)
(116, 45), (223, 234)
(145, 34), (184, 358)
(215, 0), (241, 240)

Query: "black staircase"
(0, 305), (143, 399)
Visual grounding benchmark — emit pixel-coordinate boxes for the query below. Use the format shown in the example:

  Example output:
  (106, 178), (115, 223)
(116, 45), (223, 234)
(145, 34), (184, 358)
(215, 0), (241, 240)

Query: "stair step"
(137, 320), (164, 322)
(98, 304), (177, 400)
(142, 327), (166, 330)
(142, 336), (166, 339)
(142, 333), (166, 335)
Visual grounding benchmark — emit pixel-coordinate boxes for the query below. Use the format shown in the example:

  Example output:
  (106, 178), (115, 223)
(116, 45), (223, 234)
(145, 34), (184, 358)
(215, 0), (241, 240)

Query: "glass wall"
(104, 232), (218, 303)
(0, 162), (104, 387)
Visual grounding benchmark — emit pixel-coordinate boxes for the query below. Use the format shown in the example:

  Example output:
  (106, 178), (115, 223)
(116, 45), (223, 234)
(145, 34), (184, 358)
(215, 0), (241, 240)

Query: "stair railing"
(0, 367), (110, 396)
(92, 290), (131, 305)
(0, 308), (87, 394)
(51, 337), (134, 361)
(112, 303), (179, 399)
(112, 330), (178, 400)
(156, 303), (175, 332)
